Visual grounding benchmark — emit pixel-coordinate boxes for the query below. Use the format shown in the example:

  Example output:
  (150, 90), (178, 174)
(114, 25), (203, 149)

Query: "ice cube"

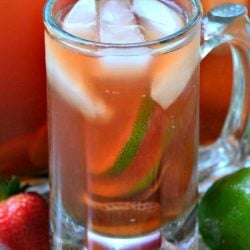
(99, 0), (135, 25)
(100, 24), (145, 44)
(151, 36), (200, 110)
(98, 48), (152, 79)
(98, 0), (150, 79)
(132, 0), (184, 40)
(99, 0), (144, 43)
(62, 0), (97, 41)
(46, 51), (109, 120)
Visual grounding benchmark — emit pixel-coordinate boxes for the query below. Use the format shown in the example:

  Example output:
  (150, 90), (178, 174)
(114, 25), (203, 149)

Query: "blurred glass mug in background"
(0, 0), (48, 178)
(44, 0), (249, 249)
(202, 0), (250, 12)
(198, 0), (250, 187)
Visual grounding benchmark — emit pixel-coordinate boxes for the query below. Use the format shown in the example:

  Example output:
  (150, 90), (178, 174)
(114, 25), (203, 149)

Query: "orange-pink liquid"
(46, 5), (200, 235)
(0, 0), (48, 177)
(200, 0), (250, 145)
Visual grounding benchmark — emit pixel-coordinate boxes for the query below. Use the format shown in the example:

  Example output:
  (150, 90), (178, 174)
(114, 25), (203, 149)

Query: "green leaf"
(0, 176), (21, 201)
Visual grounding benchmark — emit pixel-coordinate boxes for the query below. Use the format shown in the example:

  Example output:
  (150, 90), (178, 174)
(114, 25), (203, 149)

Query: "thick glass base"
(51, 203), (198, 250)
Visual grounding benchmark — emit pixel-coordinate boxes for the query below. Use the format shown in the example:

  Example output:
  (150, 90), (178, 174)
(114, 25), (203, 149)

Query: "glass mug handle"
(199, 4), (250, 185)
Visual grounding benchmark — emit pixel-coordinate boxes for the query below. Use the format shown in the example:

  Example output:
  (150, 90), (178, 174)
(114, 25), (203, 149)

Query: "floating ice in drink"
(132, 0), (184, 40)
(61, 0), (198, 110)
(63, 0), (97, 40)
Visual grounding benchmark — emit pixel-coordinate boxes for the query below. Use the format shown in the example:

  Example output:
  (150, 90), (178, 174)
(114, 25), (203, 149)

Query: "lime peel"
(105, 97), (153, 175)
(199, 167), (250, 250)
(131, 127), (173, 194)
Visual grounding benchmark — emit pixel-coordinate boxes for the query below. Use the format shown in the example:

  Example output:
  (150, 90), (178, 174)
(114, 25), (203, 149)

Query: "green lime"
(106, 97), (153, 175)
(199, 167), (250, 250)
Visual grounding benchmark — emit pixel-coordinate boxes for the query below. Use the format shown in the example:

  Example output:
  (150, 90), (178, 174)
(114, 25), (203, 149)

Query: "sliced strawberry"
(83, 195), (162, 237)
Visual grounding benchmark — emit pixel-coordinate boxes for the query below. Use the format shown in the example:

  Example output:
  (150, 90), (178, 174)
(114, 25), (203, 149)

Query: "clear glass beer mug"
(44, 0), (250, 249)
(198, 0), (250, 190)
(202, 0), (249, 12)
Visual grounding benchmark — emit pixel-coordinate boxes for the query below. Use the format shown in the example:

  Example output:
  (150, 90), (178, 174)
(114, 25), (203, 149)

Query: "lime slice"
(199, 168), (250, 250)
(89, 104), (172, 198)
(86, 97), (153, 176)
(106, 97), (153, 175)
(131, 129), (172, 194)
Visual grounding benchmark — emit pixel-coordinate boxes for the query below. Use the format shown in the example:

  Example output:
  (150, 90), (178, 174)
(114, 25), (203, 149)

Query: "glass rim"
(43, 0), (202, 49)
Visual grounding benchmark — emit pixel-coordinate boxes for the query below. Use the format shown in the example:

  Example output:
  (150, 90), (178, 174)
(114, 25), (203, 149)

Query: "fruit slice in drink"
(83, 196), (162, 236)
(88, 103), (171, 198)
(85, 98), (153, 176)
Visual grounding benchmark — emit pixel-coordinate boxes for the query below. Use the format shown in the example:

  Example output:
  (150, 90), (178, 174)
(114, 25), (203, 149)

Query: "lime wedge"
(131, 129), (173, 194)
(90, 104), (172, 198)
(106, 97), (153, 175)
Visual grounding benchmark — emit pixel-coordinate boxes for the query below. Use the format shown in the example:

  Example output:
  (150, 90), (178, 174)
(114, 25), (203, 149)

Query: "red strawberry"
(0, 177), (50, 250)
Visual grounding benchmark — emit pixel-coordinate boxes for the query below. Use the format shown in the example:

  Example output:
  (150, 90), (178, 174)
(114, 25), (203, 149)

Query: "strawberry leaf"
(0, 176), (21, 201)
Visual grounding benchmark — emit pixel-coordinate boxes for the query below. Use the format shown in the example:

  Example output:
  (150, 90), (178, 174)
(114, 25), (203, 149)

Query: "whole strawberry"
(0, 177), (50, 250)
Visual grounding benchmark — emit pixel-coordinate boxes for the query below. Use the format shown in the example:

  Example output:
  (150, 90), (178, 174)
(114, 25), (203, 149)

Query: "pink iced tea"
(0, 0), (48, 177)
(45, 0), (200, 247)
